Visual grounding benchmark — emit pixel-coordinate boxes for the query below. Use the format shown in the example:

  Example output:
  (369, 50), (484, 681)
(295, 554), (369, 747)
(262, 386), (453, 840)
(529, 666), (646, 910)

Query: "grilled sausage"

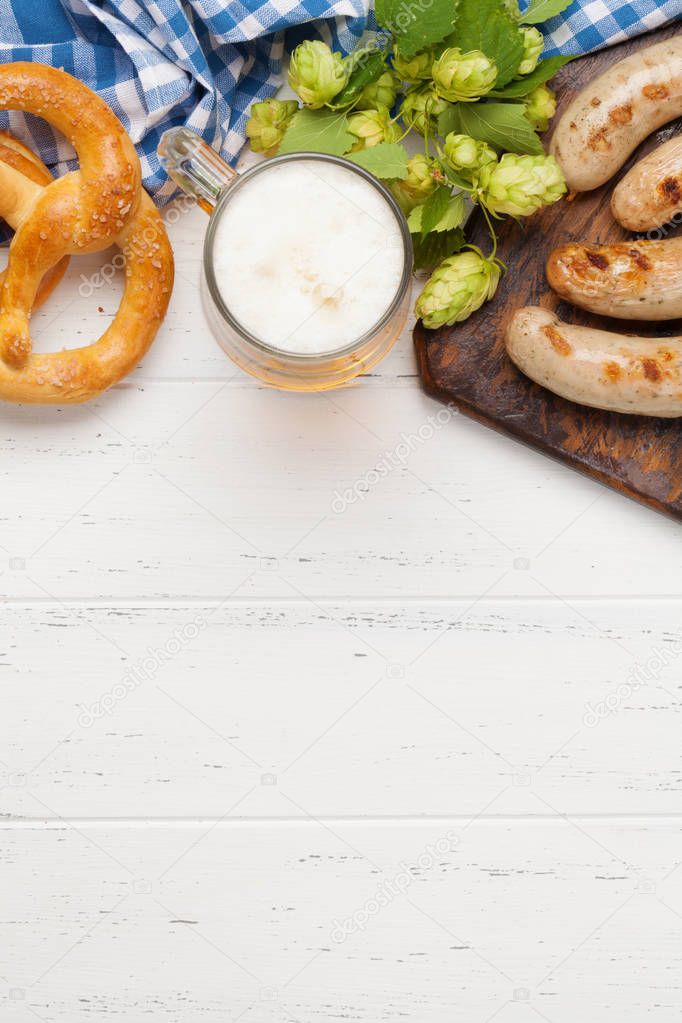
(611, 136), (682, 231)
(505, 307), (682, 417)
(550, 38), (682, 192)
(546, 238), (682, 320)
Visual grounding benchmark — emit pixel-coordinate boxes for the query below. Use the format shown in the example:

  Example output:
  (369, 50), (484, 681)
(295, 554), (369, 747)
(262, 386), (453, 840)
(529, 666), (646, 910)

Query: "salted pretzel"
(0, 63), (174, 404)
(0, 131), (71, 308)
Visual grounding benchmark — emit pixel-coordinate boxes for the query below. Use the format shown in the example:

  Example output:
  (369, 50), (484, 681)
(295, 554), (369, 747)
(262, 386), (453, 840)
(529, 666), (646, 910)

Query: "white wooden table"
(2, 180), (682, 1022)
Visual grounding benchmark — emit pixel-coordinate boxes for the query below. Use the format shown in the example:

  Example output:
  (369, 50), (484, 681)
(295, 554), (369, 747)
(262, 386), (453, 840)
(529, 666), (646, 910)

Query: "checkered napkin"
(0, 0), (680, 203)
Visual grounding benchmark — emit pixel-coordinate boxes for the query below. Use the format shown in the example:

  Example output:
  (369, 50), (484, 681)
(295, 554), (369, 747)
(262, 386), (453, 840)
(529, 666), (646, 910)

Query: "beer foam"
(211, 159), (406, 355)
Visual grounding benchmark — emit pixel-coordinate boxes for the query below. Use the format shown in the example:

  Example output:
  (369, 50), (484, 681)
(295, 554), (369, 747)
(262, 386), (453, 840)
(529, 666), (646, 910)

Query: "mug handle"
(157, 127), (237, 215)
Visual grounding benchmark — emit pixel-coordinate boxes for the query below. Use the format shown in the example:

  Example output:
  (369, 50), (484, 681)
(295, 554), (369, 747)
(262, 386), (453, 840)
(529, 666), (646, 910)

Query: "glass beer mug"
(158, 127), (413, 391)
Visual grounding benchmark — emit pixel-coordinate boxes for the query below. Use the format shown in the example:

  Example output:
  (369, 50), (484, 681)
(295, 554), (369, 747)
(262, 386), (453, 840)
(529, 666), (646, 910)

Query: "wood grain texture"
(3, 820), (682, 1021)
(414, 23), (682, 522)
(1, 600), (681, 819)
(1, 382), (681, 601)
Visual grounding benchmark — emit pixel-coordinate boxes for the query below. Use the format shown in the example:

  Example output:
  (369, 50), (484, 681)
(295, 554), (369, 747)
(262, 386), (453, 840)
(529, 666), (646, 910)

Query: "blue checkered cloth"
(0, 0), (680, 203)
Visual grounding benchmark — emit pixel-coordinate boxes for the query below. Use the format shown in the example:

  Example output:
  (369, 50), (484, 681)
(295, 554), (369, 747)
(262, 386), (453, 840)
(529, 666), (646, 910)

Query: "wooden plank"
(1, 383), (681, 600)
(1, 819), (682, 1020)
(414, 24), (682, 521)
(1, 600), (680, 818)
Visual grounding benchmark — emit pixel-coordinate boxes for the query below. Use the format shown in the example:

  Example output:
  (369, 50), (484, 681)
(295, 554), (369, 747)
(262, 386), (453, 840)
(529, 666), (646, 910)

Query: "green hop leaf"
(449, 0), (525, 87)
(418, 183), (453, 237)
(415, 246), (501, 327)
(355, 69), (402, 111)
(347, 142), (410, 180)
(479, 152), (566, 216)
(520, 0), (574, 25)
(524, 83), (556, 131)
(411, 227), (466, 269)
(376, 0), (458, 59)
(389, 153), (442, 213)
(442, 132), (497, 185)
(516, 25), (544, 76)
(288, 40), (349, 108)
(432, 48), (498, 103)
(330, 49), (387, 109)
(279, 107), (353, 156)
(399, 86), (449, 137)
(501, 0), (521, 17)
(245, 99), (299, 156)
(439, 101), (544, 155)
(488, 54), (571, 97)
(407, 192), (467, 232)
(347, 105), (402, 152)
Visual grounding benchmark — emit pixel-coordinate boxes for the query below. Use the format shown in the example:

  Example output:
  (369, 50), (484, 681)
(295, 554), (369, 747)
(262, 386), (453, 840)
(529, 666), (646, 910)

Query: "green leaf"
(441, 165), (476, 191)
(346, 143), (410, 179)
(419, 184), (452, 237)
(452, 0), (525, 87)
(520, 0), (574, 24)
(408, 192), (467, 232)
(488, 54), (572, 97)
(377, 0), (458, 59)
(439, 101), (543, 154)
(329, 50), (387, 110)
(411, 227), (466, 269)
(279, 107), (353, 156)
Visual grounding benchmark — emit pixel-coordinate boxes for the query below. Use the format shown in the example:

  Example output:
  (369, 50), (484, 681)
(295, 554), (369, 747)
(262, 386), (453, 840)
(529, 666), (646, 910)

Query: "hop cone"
(245, 99), (299, 155)
(390, 154), (441, 214)
(525, 85), (556, 131)
(288, 40), (348, 108)
(399, 87), (448, 137)
(356, 70), (401, 111)
(517, 27), (544, 76)
(415, 248), (501, 328)
(393, 46), (434, 83)
(480, 153), (566, 217)
(347, 106), (401, 152)
(443, 133), (497, 185)
(432, 48), (497, 102)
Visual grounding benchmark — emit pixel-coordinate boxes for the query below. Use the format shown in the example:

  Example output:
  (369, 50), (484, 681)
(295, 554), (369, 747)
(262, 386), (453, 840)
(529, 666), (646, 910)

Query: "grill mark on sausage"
(642, 358), (662, 382)
(604, 361), (622, 383)
(628, 248), (651, 271)
(659, 176), (681, 204)
(587, 125), (611, 152)
(609, 103), (633, 126)
(642, 83), (669, 100)
(586, 250), (609, 270)
(543, 323), (572, 356)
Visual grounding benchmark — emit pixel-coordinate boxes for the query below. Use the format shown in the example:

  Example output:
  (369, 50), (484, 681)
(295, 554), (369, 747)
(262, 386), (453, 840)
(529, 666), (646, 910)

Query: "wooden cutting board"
(413, 23), (682, 522)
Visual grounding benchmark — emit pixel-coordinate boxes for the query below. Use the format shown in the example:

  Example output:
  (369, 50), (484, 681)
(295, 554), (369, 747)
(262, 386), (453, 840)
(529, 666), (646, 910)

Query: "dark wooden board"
(413, 22), (682, 522)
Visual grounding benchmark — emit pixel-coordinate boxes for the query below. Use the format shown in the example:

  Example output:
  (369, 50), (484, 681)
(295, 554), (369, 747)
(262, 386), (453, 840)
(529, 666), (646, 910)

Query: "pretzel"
(0, 63), (174, 404)
(0, 131), (70, 309)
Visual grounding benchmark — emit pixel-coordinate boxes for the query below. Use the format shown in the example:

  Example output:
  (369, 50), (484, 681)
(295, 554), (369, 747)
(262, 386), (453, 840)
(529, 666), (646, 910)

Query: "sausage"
(505, 306), (682, 417)
(549, 38), (682, 192)
(611, 136), (682, 231)
(546, 238), (682, 320)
